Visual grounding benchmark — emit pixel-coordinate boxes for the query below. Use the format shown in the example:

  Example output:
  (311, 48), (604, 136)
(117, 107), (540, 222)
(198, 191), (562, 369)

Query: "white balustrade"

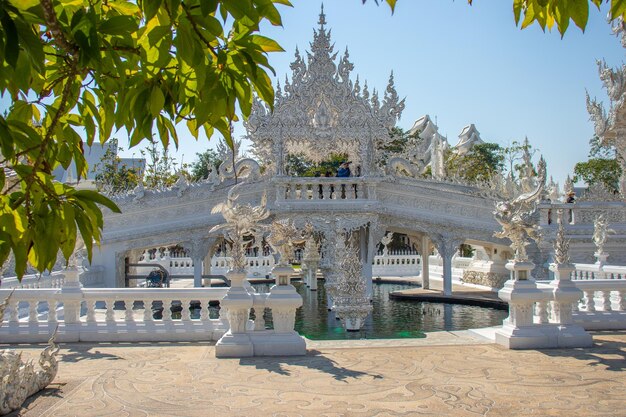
(571, 263), (626, 280)
(211, 255), (275, 278)
(1, 271), (65, 289)
(372, 251), (421, 277)
(1, 266), (105, 289)
(276, 178), (369, 201)
(0, 287), (229, 343)
(534, 279), (626, 330)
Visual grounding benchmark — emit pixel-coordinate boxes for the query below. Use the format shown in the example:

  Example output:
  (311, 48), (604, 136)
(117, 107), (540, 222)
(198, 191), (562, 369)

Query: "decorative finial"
(553, 209), (570, 265)
(319, 3), (326, 30)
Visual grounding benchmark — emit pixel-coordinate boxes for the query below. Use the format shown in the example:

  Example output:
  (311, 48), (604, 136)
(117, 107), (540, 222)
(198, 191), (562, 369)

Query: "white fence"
(532, 279), (626, 331)
(1, 266), (104, 289)
(275, 177), (372, 201)
(0, 286), (229, 343)
(571, 263), (626, 280)
(210, 255), (275, 278)
(372, 251), (421, 277)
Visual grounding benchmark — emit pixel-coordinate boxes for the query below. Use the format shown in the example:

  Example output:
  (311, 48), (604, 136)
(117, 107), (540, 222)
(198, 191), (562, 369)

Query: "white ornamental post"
(550, 210), (593, 347)
(211, 186), (270, 358)
(494, 157), (559, 349)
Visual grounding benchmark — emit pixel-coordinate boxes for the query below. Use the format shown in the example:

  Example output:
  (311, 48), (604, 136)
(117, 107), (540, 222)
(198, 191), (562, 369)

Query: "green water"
(253, 281), (508, 340)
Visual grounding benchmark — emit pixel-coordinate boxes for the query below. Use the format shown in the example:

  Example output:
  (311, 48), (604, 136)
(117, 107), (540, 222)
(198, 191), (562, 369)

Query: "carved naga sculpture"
(1, 291), (60, 415)
(493, 157), (547, 261)
(267, 221), (313, 266)
(210, 185), (270, 273)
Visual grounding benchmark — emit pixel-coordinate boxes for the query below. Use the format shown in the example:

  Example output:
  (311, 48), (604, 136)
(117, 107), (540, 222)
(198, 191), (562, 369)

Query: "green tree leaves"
(0, 0), (291, 278)
(445, 143), (505, 184)
(573, 158), (622, 192)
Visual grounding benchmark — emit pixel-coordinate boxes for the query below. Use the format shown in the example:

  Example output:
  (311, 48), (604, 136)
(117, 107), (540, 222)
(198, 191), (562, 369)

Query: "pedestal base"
(495, 323), (556, 349)
(556, 324), (593, 348)
(496, 323), (593, 349)
(249, 331), (306, 356)
(215, 332), (254, 358)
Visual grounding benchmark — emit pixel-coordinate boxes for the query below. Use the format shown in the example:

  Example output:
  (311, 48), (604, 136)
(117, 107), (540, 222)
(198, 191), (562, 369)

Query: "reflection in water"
(253, 281), (508, 340)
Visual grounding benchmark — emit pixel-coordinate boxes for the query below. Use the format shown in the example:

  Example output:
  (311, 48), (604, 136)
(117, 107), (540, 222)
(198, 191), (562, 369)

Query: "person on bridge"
(336, 161), (351, 178)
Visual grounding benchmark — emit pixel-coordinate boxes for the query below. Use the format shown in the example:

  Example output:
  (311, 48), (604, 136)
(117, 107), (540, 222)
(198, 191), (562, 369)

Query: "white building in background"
(52, 139), (145, 188)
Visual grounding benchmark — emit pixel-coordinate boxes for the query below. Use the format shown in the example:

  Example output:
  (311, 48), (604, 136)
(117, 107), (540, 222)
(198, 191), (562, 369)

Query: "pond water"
(253, 281), (508, 340)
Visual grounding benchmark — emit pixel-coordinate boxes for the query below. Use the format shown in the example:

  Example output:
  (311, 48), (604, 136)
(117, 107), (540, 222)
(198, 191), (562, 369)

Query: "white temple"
(2, 8), (626, 355)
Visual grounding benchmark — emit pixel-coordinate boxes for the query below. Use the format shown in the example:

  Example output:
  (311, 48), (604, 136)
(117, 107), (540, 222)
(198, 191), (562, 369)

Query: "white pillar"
(432, 234), (462, 297)
(362, 227), (373, 299)
(193, 260), (203, 288)
(309, 261), (318, 290)
(421, 235), (430, 290)
(442, 252), (453, 296)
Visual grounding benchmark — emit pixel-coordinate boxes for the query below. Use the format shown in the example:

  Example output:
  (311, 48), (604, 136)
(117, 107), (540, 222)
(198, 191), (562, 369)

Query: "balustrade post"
(28, 299), (39, 323)
(105, 299), (116, 322)
(617, 290), (626, 311)
(61, 266), (83, 325)
(124, 299), (135, 322)
(601, 291), (612, 311)
(496, 260), (555, 349)
(215, 271), (254, 357)
(48, 299), (57, 323)
(421, 236), (430, 290)
(583, 290), (596, 312)
(549, 261), (593, 347)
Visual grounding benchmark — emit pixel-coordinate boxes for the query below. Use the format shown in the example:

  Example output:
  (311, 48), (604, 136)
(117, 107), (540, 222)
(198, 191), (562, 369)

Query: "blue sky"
(122, 1), (622, 185)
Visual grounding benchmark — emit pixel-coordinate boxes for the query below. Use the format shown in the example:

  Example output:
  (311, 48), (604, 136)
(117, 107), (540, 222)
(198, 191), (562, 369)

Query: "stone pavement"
(7, 331), (626, 417)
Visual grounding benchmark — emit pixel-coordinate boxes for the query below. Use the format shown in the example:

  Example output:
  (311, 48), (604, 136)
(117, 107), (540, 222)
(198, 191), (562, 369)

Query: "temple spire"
(319, 3), (326, 31)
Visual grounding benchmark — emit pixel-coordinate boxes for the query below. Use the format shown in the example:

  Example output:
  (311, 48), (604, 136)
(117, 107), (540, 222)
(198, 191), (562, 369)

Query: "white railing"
(372, 252), (421, 277)
(211, 255), (275, 278)
(571, 280), (626, 330)
(0, 286), (229, 343)
(571, 263), (626, 280)
(275, 177), (371, 201)
(1, 266), (105, 289)
(532, 279), (626, 330)
(1, 272), (65, 289)
(136, 256), (195, 277)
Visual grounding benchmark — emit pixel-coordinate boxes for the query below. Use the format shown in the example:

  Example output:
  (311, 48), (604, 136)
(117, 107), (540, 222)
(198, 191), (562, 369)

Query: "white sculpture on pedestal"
(549, 210), (593, 347)
(380, 232), (393, 257)
(494, 157), (549, 349)
(494, 157), (547, 263)
(210, 186), (270, 358)
(593, 214), (614, 265)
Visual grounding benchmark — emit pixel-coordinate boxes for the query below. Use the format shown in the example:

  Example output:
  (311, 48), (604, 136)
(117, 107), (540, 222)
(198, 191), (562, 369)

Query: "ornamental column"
(186, 238), (214, 288)
(431, 234), (463, 296)
(420, 235), (430, 290)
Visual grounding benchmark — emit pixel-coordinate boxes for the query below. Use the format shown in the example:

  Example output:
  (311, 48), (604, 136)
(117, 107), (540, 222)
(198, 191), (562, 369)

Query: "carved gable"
(246, 6), (405, 174)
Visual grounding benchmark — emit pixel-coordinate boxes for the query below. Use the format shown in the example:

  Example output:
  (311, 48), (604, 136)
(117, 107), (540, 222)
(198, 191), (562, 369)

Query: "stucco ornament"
(494, 157), (547, 261)
(333, 236), (372, 331)
(210, 185), (270, 273)
(553, 210), (571, 265)
(592, 214), (615, 256)
(380, 232), (393, 256)
(586, 18), (626, 196)
(1, 292), (60, 415)
(246, 5), (404, 176)
(267, 220), (313, 266)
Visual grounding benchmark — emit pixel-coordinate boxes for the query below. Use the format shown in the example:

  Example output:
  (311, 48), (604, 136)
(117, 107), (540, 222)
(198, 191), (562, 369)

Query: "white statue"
(494, 157), (547, 261)
(267, 221), (312, 266)
(172, 171), (189, 197)
(210, 185), (270, 273)
(592, 214), (614, 257)
(1, 291), (60, 415)
(380, 232), (393, 257)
